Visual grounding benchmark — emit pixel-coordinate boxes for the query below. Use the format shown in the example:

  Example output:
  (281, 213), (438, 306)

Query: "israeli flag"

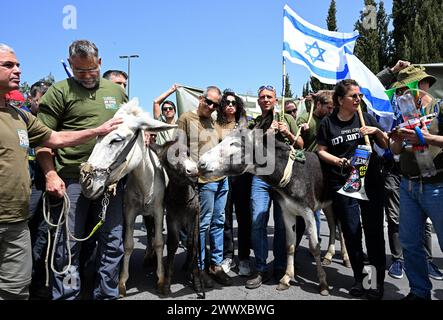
(283, 4), (392, 116)
(61, 59), (73, 78)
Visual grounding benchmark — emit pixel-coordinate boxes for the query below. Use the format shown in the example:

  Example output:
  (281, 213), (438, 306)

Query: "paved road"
(120, 213), (443, 301)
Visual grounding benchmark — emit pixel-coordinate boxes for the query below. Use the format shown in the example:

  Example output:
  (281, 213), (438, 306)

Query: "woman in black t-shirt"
(316, 79), (389, 300)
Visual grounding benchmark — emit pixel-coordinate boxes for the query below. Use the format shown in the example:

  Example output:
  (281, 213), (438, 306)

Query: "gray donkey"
(198, 113), (332, 296)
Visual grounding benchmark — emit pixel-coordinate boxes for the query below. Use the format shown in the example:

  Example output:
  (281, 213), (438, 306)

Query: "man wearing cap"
(389, 65), (443, 300)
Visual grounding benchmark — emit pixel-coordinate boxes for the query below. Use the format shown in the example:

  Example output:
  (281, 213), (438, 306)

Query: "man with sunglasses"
(153, 84), (180, 145)
(177, 86), (232, 289)
(284, 100), (298, 119)
(36, 40), (128, 300)
(245, 85), (297, 289)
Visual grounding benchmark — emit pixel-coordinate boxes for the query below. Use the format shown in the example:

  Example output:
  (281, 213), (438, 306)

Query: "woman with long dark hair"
(216, 89), (252, 277)
(316, 79), (388, 300)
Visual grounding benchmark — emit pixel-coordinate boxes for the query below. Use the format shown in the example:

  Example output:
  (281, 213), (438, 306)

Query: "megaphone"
(337, 145), (372, 201)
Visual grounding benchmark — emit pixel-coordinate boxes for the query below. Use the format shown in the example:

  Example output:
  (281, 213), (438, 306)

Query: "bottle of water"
(397, 93), (420, 125)
(414, 146), (437, 178)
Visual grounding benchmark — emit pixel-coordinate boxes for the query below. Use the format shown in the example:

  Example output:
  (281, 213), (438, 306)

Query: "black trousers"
(331, 169), (386, 285)
(223, 174), (252, 261)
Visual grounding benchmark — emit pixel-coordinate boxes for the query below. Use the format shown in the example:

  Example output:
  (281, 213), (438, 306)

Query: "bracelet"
(414, 126), (426, 146)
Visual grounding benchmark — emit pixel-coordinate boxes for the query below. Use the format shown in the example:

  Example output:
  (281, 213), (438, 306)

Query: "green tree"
(327, 0), (338, 32)
(284, 73), (294, 98)
(377, 1), (391, 69)
(354, 0), (380, 73)
(302, 81), (310, 97)
(391, 0), (442, 63)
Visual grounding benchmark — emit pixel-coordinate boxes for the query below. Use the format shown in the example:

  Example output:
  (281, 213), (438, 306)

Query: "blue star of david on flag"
(305, 41), (326, 64)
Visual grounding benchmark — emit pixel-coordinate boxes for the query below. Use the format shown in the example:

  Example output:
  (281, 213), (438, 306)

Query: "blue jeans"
(198, 178), (229, 270)
(51, 179), (124, 300)
(399, 178), (443, 299)
(250, 176), (286, 273)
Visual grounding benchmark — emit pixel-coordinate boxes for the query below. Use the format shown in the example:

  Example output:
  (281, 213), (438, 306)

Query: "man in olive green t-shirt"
(0, 43), (122, 300)
(36, 40), (127, 300)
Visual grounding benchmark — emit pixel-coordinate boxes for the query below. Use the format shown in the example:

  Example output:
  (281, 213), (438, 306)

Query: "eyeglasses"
(345, 93), (364, 100)
(205, 98), (219, 108)
(286, 109), (297, 114)
(72, 66), (100, 75)
(162, 106), (174, 112)
(225, 100), (237, 107)
(258, 85), (276, 95)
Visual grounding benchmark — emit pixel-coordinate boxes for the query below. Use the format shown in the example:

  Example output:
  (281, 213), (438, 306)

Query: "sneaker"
(209, 265), (233, 286)
(401, 292), (431, 300)
(238, 260), (252, 277)
(349, 281), (365, 297)
(428, 261), (443, 280)
(388, 260), (404, 279)
(220, 258), (236, 274)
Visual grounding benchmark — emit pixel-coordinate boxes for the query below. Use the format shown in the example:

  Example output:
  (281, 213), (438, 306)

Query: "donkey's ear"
(136, 114), (177, 132)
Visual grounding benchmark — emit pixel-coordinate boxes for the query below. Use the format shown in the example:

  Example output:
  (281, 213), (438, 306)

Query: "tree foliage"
(284, 73), (294, 98)
(391, 0), (443, 63)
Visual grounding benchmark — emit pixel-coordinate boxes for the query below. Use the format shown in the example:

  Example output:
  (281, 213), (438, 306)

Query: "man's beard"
(74, 76), (100, 89)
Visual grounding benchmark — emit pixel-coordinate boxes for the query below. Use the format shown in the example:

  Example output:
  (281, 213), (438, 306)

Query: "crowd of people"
(0, 39), (442, 301)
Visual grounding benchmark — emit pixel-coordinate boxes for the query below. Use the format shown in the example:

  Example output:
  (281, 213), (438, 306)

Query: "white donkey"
(79, 98), (176, 297)
(198, 115), (331, 296)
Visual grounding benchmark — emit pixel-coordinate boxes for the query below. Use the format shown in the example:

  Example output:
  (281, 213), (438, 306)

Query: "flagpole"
(281, 57), (286, 117)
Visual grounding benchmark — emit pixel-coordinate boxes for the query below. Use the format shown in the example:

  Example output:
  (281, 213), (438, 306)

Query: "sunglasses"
(225, 100), (237, 107)
(345, 93), (364, 100)
(258, 85), (276, 95)
(162, 106), (174, 111)
(286, 108), (297, 114)
(205, 98), (219, 108)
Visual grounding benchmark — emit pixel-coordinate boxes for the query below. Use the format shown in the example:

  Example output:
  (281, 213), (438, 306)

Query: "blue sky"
(2, 0), (392, 112)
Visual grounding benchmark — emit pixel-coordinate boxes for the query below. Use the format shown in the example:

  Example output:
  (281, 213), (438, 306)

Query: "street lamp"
(119, 54), (139, 98)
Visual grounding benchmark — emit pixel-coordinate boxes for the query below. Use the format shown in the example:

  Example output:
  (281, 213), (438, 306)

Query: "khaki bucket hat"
(391, 65), (437, 89)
